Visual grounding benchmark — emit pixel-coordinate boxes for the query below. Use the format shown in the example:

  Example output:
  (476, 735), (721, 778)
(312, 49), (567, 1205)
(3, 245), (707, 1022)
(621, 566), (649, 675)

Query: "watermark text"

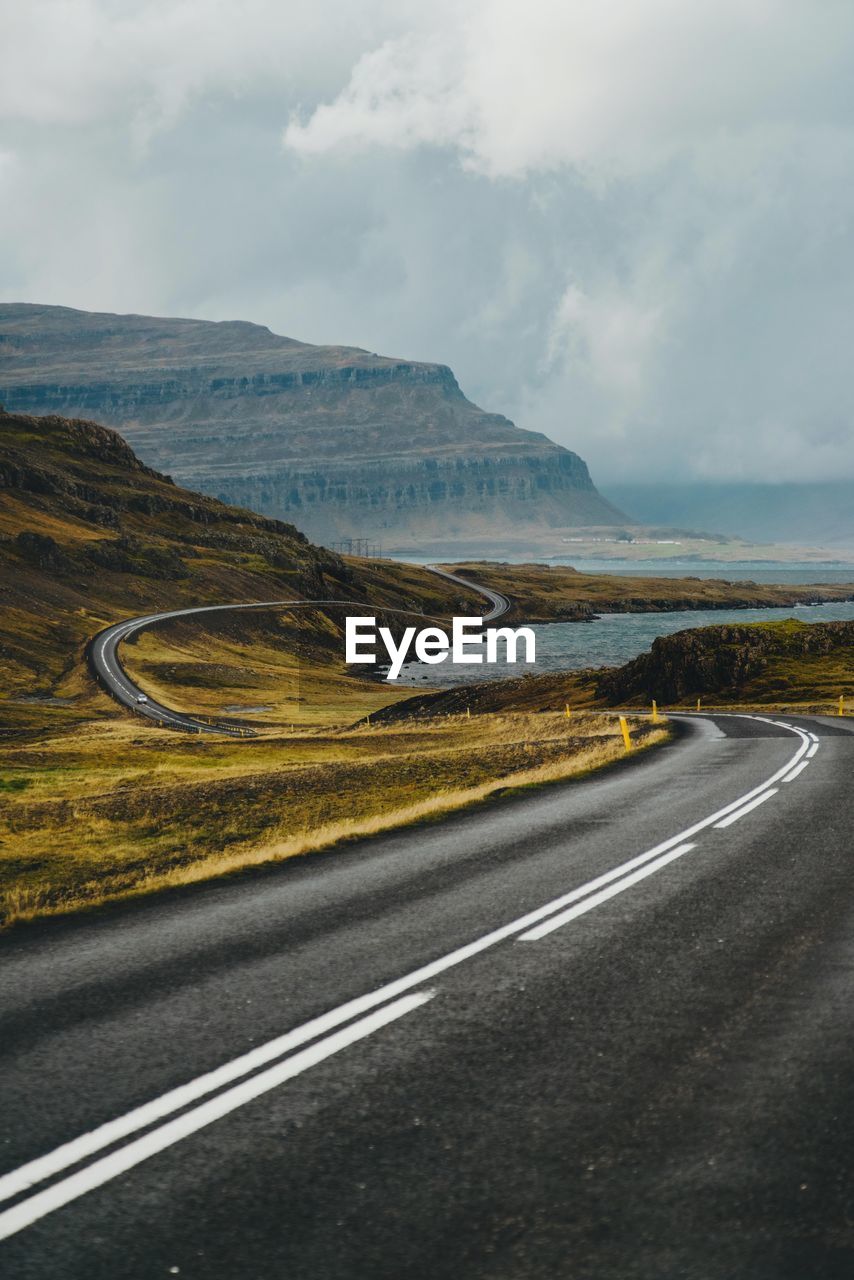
(346, 616), (536, 680)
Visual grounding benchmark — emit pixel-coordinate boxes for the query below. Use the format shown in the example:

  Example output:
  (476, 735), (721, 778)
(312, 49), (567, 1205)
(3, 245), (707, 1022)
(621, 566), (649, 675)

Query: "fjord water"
(395, 598), (854, 687)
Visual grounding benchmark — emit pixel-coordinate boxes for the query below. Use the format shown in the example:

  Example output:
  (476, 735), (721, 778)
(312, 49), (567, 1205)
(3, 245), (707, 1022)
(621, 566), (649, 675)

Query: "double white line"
(0, 716), (815, 1241)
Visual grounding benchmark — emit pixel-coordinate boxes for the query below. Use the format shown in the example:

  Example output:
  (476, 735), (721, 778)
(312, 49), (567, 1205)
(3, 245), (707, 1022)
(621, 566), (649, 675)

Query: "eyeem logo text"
(345, 616), (536, 681)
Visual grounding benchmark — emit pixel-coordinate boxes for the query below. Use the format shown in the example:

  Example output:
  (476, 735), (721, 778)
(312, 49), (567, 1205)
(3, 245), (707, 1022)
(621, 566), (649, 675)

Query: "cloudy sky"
(3, 0), (854, 484)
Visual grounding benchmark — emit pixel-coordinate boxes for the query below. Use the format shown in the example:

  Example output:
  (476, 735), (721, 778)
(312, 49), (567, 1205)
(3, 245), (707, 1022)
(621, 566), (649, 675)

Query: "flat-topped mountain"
(0, 304), (625, 547)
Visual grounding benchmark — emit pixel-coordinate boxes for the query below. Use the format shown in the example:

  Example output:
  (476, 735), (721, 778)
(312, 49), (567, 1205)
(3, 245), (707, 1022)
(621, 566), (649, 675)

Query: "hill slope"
(595, 619), (854, 705)
(0, 407), (476, 699)
(366, 618), (854, 724)
(0, 303), (625, 547)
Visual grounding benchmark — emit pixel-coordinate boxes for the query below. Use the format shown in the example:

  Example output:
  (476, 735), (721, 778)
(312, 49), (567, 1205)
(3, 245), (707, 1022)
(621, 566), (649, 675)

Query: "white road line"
(807, 742), (819, 758)
(0, 713), (808, 1234)
(782, 760), (810, 782)
(518, 844), (697, 942)
(714, 788), (778, 828)
(2, 826), (720, 1206)
(0, 992), (433, 1243)
(0, 982), (437, 1207)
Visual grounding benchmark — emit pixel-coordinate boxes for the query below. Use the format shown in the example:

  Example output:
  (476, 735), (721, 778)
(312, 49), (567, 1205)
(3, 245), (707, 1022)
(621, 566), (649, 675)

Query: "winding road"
(2, 710), (854, 1277)
(88, 566), (509, 733)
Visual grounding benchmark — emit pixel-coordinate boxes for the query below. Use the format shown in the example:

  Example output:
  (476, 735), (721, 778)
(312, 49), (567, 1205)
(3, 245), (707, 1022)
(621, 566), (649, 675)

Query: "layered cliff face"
(0, 303), (625, 546)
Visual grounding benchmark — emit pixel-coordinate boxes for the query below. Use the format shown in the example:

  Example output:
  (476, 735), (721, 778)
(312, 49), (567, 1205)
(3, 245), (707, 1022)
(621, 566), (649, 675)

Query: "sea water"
(393, 599), (854, 687)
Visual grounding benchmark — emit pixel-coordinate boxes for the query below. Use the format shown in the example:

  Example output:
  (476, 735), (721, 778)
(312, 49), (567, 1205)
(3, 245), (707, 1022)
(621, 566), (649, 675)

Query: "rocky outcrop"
(0, 304), (626, 545)
(596, 621), (854, 704)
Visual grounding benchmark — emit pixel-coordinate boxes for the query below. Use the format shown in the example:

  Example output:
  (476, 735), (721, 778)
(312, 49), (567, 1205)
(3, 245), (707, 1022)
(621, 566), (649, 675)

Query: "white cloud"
(0, 1), (413, 131)
(2, 1), (854, 484)
(284, 1), (854, 179)
(281, 1), (854, 482)
(546, 283), (664, 401)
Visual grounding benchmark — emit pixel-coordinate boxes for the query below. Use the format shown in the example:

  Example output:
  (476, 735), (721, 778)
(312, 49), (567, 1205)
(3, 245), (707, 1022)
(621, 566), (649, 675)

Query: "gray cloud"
(3, 1), (854, 483)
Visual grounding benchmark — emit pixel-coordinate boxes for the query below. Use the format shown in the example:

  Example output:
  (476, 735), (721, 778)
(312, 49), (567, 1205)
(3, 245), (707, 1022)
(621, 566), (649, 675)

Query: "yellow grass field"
(0, 704), (668, 928)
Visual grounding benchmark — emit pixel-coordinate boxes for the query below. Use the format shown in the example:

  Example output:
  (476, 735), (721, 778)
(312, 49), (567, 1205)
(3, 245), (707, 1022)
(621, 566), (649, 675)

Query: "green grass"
(0, 777), (31, 793)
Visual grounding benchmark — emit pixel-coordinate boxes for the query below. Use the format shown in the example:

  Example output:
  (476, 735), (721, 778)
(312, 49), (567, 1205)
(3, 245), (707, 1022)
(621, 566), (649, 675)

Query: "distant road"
(2, 712), (853, 1276)
(88, 566), (509, 733)
(422, 564), (511, 623)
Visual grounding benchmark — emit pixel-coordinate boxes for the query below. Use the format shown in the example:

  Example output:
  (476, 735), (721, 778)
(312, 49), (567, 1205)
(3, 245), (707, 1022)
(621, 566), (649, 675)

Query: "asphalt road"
(88, 566), (508, 734)
(3, 711), (854, 1277)
(419, 564), (511, 623)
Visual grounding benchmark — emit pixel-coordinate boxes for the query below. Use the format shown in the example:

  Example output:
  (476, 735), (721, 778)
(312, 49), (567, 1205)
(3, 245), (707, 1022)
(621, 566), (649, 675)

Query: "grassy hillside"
(0, 406), (479, 707)
(0, 711), (666, 926)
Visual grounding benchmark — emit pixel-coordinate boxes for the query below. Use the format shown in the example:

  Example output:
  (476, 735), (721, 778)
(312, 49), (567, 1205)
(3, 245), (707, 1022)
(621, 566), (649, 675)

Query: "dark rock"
(596, 621), (854, 703)
(16, 530), (79, 575)
(85, 536), (189, 579)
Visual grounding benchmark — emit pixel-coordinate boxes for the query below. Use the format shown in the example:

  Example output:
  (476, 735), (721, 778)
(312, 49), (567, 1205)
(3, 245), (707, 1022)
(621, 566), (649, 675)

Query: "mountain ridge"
(0, 303), (625, 546)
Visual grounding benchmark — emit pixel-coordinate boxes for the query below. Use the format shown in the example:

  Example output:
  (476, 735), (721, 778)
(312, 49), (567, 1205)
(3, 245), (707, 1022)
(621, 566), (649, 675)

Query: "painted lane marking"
(782, 760), (810, 782)
(0, 992), (433, 1242)
(519, 844), (696, 941)
(714, 788), (778, 828)
(0, 825), (724, 1209)
(1, 720), (807, 1187)
(0, 714), (808, 1233)
(0, 981), (437, 1207)
(807, 742), (819, 758)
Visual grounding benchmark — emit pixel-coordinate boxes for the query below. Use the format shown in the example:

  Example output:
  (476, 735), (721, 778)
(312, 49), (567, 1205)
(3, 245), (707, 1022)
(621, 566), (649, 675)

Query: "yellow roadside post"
(466, 706), (471, 720)
(839, 695), (845, 717)
(651, 700), (659, 723)
(565, 703), (572, 720)
(697, 697), (701, 712)
(619, 715), (632, 752)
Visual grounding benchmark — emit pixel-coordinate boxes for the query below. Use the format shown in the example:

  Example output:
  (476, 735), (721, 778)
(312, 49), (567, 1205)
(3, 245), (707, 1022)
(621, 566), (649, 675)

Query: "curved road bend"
(89, 565), (508, 734)
(2, 712), (854, 1277)
(423, 563), (511, 623)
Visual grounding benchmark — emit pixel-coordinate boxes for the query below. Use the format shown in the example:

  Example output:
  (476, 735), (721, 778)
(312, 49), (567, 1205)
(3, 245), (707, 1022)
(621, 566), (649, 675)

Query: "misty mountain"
(603, 483), (854, 552)
(0, 304), (625, 548)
